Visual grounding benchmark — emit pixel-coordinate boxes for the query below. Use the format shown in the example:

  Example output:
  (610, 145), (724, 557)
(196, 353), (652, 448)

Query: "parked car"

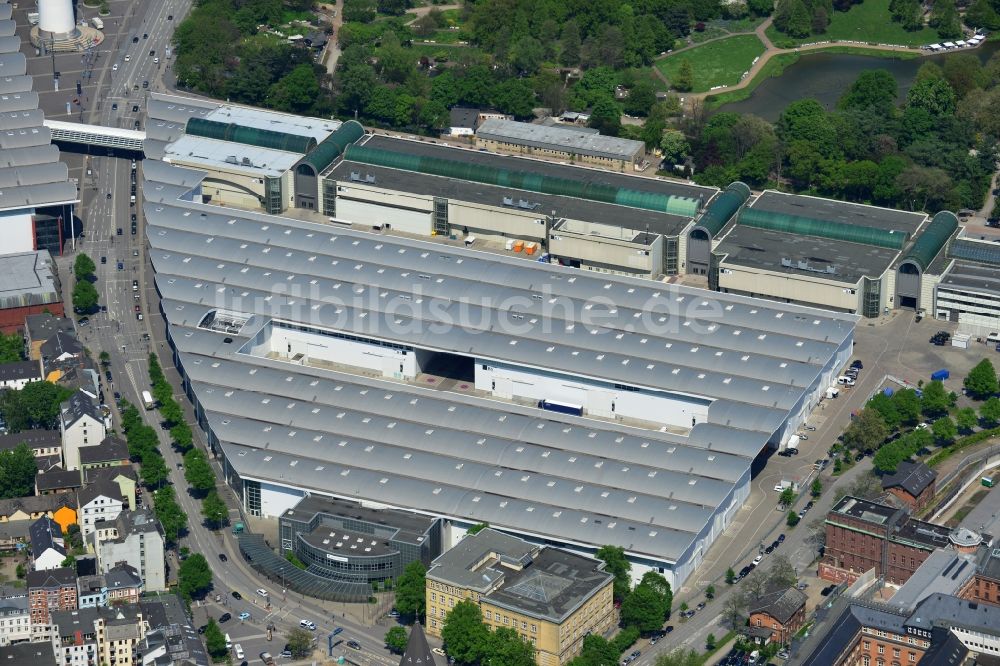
(778, 534), (785, 543)
(231, 591), (242, 600)
(218, 553), (227, 562)
(753, 554), (763, 565)
(218, 613), (231, 623)
(346, 641), (362, 650)
(850, 360), (863, 369)
(238, 612), (251, 621)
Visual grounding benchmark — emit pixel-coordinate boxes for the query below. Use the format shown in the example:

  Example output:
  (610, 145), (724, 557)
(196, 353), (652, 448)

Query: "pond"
(716, 41), (1000, 121)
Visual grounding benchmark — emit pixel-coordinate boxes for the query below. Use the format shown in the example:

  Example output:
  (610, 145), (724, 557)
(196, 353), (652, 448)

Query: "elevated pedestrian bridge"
(44, 119), (146, 152)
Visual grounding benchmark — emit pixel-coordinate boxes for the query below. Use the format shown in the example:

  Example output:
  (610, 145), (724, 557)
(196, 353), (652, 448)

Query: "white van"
(837, 376), (855, 386)
(233, 643), (244, 660)
(224, 633), (232, 650)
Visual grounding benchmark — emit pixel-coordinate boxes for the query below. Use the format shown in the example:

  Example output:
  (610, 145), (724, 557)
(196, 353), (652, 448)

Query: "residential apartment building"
(50, 605), (147, 666)
(25, 313), (75, 361)
(425, 529), (615, 666)
(29, 516), (67, 571)
(78, 479), (125, 537)
(820, 496), (952, 585)
(78, 436), (129, 473)
(0, 595), (30, 646)
(77, 574), (108, 609)
(0, 429), (63, 467)
(961, 546), (1000, 607)
(747, 586), (808, 645)
(59, 391), (107, 471)
(0, 642), (58, 666)
(27, 567), (78, 627)
(0, 360), (41, 390)
(90, 510), (166, 592)
(0, 494), (77, 533)
(105, 564), (143, 606)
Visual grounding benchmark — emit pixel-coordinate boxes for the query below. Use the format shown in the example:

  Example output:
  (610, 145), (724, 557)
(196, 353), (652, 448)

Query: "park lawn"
(765, 0), (939, 47)
(656, 34), (766, 93)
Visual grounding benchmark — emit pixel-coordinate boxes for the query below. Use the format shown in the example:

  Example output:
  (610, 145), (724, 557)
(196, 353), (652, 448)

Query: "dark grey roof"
(41, 330), (83, 360)
(83, 464), (138, 486)
(0, 643), (57, 666)
(748, 586), (807, 624)
(35, 465), (82, 492)
(882, 461), (936, 497)
(0, 360), (40, 383)
(28, 516), (64, 558)
(751, 190), (926, 233)
(427, 529), (537, 592)
(0, 427), (60, 452)
(399, 622), (434, 666)
(104, 563), (142, 590)
(78, 478), (123, 507)
(484, 546), (613, 623)
(906, 593), (1000, 634)
(108, 509), (162, 539)
(284, 495), (438, 551)
(714, 224), (901, 286)
(938, 258), (1000, 296)
(60, 390), (103, 429)
(449, 107), (479, 129)
(79, 436), (129, 465)
(893, 518), (952, 550)
(0, 492), (76, 516)
(25, 314), (75, 344)
(829, 496), (901, 526)
(0, 251), (61, 310)
(919, 629), (970, 665)
(140, 594), (211, 666)
(26, 566), (76, 589)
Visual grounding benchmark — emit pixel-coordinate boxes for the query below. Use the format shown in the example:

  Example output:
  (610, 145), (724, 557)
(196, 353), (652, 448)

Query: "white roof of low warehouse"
(476, 118), (645, 162)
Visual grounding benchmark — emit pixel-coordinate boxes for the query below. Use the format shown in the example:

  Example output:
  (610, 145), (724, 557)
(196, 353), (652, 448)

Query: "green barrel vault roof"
(342, 144), (703, 217)
(696, 182), (751, 236)
(300, 120), (366, 173)
(185, 118), (317, 154)
(738, 206), (908, 249)
(903, 211), (958, 270)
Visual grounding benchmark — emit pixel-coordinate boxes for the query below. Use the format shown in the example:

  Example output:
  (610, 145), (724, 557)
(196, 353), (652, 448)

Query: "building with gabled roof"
(78, 435), (129, 471)
(59, 390), (107, 471)
(0, 360), (40, 390)
(91, 509), (166, 592)
(24, 313), (74, 360)
(26, 566), (77, 627)
(748, 586), (808, 645)
(29, 516), (66, 571)
(0, 252), (64, 333)
(882, 461), (937, 512)
(398, 621), (434, 666)
(35, 465), (82, 495)
(77, 478), (124, 537)
(0, 428), (62, 466)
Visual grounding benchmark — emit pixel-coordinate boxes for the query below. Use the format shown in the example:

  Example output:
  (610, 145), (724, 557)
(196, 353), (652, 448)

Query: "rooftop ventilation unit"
(225, 156), (238, 164)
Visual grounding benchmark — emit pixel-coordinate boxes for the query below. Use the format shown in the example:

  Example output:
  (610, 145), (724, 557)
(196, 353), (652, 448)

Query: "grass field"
(765, 0), (938, 47)
(656, 34), (766, 92)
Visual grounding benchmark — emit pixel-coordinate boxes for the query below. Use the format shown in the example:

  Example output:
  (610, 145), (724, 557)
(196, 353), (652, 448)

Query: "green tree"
(786, 510), (800, 527)
(178, 553), (213, 600)
(596, 545), (632, 602)
(588, 96), (622, 137)
(0, 444), (38, 499)
(267, 64), (321, 114)
(483, 626), (535, 666)
(706, 633), (716, 649)
(660, 129), (690, 165)
(569, 634), (619, 666)
(620, 584), (667, 633)
(99, 350), (111, 367)
(981, 396), (1000, 426)
(73, 253), (96, 281)
(725, 568), (736, 585)
(560, 20), (582, 66)
(441, 600), (490, 665)
(930, 0), (962, 39)
(810, 478), (822, 498)
(72, 280), (99, 313)
(921, 380), (950, 417)
(894, 389), (923, 425)
(509, 36), (545, 75)
(385, 626), (408, 654)
(931, 416), (957, 444)
(965, 0), (1000, 29)
(966, 359), (999, 399)
(0, 332), (24, 363)
(906, 77), (957, 116)
(467, 522), (489, 535)
(287, 628), (313, 658)
(140, 450), (168, 488)
(0, 380), (72, 432)
(201, 491), (228, 529)
(956, 407), (979, 432)
(674, 59), (694, 92)
(153, 486), (187, 545)
(640, 571), (673, 618)
(842, 408), (889, 451)
(183, 448), (216, 495)
(394, 560), (427, 619)
(873, 441), (907, 473)
(779, 487), (795, 507)
(839, 69), (898, 115)
(204, 619), (227, 659)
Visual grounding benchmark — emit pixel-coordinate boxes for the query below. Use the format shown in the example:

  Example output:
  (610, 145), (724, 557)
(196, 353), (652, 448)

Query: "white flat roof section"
(203, 104), (342, 143)
(476, 118), (645, 162)
(164, 135), (300, 178)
